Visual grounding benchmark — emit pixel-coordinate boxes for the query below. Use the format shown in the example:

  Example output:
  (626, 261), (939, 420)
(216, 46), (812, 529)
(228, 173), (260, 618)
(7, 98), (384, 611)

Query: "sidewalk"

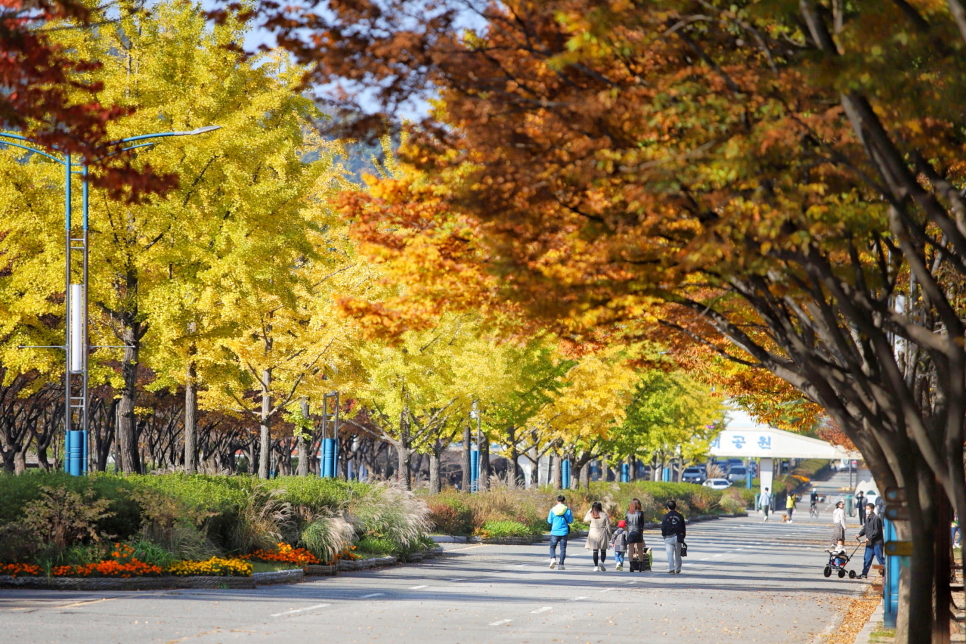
(851, 599), (887, 644)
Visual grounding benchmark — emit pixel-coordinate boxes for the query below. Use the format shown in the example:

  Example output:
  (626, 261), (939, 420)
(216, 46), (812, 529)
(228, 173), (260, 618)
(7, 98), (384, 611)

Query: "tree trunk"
(506, 426), (520, 486)
(550, 453), (562, 489)
(258, 368), (272, 480)
(297, 397), (310, 477)
(397, 405), (412, 490)
(461, 424), (471, 492)
(184, 359), (198, 475)
(429, 440), (442, 494)
(116, 323), (142, 474)
(479, 436), (490, 491)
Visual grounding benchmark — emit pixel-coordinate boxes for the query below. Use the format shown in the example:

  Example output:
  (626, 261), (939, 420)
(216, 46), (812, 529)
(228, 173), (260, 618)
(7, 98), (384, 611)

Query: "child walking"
(611, 520), (628, 571)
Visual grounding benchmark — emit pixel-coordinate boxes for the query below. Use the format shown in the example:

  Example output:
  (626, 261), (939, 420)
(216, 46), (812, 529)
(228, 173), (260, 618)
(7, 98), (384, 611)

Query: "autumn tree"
(284, 2), (966, 639)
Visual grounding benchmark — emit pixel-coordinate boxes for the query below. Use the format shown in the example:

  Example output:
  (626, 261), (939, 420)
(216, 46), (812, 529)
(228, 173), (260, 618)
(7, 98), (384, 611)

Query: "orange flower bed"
(52, 559), (163, 578)
(50, 543), (163, 578)
(243, 543), (320, 566)
(1, 563), (41, 577)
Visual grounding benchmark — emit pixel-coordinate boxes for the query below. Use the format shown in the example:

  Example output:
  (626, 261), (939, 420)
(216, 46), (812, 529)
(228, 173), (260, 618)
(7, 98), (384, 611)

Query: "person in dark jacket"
(855, 491), (866, 523)
(660, 500), (686, 574)
(856, 503), (884, 578)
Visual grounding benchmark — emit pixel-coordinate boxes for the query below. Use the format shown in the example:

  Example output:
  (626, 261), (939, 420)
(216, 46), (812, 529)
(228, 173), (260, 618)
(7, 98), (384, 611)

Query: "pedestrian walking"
(785, 493), (797, 523)
(759, 488), (772, 521)
(661, 499), (687, 575)
(832, 500), (847, 544)
(584, 502), (612, 571)
(661, 500), (686, 574)
(610, 520), (628, 571)
(953, 513), (961, 549)
(625, 498), (647, 568)
(855, 491), (865, 523)
(857, 503), (884, 579)
(547, 495), (574, 570)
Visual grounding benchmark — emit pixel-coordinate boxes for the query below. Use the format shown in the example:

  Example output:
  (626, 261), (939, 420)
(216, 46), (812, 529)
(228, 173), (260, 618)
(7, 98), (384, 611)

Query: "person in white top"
(832, 500), (847, 544)
(759, 488), (772, 521)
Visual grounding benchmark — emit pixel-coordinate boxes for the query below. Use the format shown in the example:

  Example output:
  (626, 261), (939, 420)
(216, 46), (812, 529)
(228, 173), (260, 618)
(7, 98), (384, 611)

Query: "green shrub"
(479, 520), (530, 539)
(355, 536), (397, 556)
(426, 495), (476, 535)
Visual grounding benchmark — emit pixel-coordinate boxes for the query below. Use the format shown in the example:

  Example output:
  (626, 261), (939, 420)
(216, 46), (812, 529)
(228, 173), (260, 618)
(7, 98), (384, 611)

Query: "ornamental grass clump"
(352, 483), (431, 553)
(299, 514), (355, 564)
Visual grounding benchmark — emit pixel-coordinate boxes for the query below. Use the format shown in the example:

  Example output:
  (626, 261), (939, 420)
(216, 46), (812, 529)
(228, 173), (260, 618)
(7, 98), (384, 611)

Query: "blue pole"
(883, 518), (900, 628)
(620, 462), (630, 483)
(470, 450), (480, 492)
(561, 460), (571, 490)
(663, 467), (670, 482)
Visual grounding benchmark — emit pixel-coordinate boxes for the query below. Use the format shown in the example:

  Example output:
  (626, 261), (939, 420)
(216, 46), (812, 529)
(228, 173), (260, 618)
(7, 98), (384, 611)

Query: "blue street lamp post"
(0, 127), (219, 475)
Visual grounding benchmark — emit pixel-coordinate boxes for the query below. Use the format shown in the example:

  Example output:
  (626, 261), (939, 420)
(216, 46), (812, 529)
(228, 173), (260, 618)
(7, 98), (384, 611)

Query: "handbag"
(680, 541), (688, 557)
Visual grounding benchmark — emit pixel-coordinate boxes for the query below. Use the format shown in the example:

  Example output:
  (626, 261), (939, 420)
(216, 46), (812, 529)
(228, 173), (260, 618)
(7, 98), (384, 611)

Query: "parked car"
(682, 466), (706, 484)
(727, 466), (748, 483)
(703, 478), (732, 490)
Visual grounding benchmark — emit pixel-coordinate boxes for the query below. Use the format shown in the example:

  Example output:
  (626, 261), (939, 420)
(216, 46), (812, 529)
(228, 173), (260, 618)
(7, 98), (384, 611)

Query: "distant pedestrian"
(625, 498), (647, 566)
(610, 520), (628, 571)
(584, 502), (612, 572)
(952, 513), (961, 548)
(832, 500), (847, 544)
(760, 488), (772, 521)
(857, 503), (884, 579)
(661, 500), (686, 574)
(786, 494), (797, 523)
(547, 495), (574, 571)
(874, 495), (885, 518)
(855, 491), (865, 523)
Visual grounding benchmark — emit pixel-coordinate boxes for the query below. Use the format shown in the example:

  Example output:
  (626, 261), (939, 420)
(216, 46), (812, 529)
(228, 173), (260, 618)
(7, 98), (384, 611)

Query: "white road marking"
(699, 557), (709, 561)
(271, 604), (330, 617)
(489, 619), (512, 626)
(360, 593), (384, 599)
(409, 585), (428, 590)
(448, 578), (465, 582)
(570, 596), (587, 601)
(530, 607), (553, 614)
(626, 580), (639, 584)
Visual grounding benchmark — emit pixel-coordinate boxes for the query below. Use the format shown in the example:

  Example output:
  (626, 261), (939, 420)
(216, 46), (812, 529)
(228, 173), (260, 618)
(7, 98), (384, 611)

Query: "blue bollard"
(620, 462), (630, 483)
(663, 467), (671, 482)
(66, 431), (83, 476)
(320, 438), (337, 478)
(470, 450), (480, 492)
(561, 460), (571, 490)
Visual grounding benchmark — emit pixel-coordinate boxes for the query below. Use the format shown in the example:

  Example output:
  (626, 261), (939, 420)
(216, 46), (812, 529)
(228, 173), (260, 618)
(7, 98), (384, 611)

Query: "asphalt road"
(0, 515), (865, 644)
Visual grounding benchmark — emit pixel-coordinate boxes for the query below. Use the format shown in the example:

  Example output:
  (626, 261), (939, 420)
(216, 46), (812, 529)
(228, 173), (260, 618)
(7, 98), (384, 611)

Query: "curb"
(852, 599), (884, 644)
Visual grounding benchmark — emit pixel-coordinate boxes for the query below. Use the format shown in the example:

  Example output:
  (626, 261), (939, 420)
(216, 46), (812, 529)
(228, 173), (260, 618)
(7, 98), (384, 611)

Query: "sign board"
(709, 412), (854, 458)
(884, 541), (913, 556)
(884, 487), (906, 503)
(885, 506), (910, 521)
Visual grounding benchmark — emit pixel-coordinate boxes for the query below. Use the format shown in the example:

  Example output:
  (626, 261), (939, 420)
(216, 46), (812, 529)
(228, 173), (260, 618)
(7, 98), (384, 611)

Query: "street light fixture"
(0, 126), (221, 475)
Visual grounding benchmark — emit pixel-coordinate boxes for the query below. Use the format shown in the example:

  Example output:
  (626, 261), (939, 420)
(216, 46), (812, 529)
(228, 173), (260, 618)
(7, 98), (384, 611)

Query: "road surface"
(0, 515), (864, 644)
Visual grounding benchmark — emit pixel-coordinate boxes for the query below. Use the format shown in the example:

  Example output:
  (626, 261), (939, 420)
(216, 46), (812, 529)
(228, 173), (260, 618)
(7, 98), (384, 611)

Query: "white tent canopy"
(709, 409), (857, 505)
(710, 410), (854, 459)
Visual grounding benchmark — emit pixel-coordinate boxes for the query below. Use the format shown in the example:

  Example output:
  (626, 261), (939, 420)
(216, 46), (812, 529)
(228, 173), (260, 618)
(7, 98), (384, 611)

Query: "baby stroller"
(824, 543), (861, 579)
(629, 547), (652, 572)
